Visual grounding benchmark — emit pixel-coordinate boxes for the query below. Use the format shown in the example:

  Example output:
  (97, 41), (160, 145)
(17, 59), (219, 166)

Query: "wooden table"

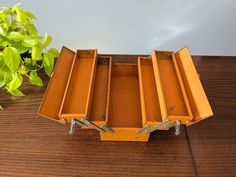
(0, 55), (235, 177)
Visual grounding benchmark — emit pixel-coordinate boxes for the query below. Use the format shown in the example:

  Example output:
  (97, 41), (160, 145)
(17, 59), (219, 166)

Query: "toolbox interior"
(155, 51), (188, 117)
(139, 58), (162, 123)
(89, 57), (110, 122)
(107, 64), (142, 128)
(60, 50), (96, 116)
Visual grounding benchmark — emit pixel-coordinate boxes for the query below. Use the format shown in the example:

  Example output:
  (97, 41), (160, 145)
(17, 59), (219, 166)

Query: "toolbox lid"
(175, 46), (213, 125)
(38, 46), (75, 124)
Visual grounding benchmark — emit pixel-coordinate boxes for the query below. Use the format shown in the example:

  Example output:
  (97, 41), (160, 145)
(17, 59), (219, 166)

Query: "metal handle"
(82, 118), (105, 133)
(136, 125), (149, 134)
(166, 121), (176, 129)
(68, 120), (76, 134)
(165, 120), (181, 136)
(146, 119), (171, 134)
(174, 120), (181, 135)
(68, 119), (86, 134)
(102, 125), (114, 133)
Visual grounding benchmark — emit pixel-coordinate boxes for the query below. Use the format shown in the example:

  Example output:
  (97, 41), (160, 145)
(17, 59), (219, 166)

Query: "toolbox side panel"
(175, 46), (213, 125)
(38, 46), (75, 123)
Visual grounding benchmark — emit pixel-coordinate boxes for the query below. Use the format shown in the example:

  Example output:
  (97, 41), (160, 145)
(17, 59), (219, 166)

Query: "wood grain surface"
(0, 55), (235, 177)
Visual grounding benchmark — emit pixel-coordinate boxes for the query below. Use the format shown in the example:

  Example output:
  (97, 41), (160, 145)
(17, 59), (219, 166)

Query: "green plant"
(0, 2), (59, 99)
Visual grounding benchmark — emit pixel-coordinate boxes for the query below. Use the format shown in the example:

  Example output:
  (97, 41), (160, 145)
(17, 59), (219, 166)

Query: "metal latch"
(82, 118), (105, 133)
(68, 118), (86, 134)
(166, 120), (181, 135)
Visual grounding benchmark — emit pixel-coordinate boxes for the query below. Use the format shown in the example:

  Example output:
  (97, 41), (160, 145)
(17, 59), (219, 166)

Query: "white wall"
(2, 0), (236, 55)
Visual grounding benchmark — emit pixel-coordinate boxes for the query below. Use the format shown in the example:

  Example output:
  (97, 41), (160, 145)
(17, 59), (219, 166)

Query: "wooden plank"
(185, 56), (236, 177)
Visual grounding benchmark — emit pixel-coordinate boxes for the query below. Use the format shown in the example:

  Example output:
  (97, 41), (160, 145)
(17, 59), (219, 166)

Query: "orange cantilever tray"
(38, 46), (213, 142)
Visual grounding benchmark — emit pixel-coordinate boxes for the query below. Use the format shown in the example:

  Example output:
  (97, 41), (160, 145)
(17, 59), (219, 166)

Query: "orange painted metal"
(175, 46), (213, 125)
(151, 51), (193, 124)
(38, 46), (213, 142)
(38, 46), (75, 124)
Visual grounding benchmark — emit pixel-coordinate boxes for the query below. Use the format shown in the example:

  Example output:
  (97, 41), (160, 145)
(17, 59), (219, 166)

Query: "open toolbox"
(38, 46), (213, 142)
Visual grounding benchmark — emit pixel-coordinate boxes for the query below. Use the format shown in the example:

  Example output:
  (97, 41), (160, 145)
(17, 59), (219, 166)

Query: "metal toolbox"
(38, 46), (213, 142)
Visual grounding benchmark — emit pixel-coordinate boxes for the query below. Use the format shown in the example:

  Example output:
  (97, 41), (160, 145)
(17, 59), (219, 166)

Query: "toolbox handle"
(136, 125), (150, 134)
(166, 120), (181, 135)
(82, 118), (105, 133)
(146, 119), (171, 134)
(68, 119), (86, 134)
(101, 125), (114, 133)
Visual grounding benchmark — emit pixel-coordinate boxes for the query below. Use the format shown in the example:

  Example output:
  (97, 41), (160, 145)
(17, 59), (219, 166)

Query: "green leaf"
(43, 33), (52, 48)
(1, 16), (10, 31)
(25, 23), (37, 35)
(11, 20), (18, 30)
(18, 66), (27, 75)
(21, 36), (42, 47)
(13, 2), (22, 8)
(3, 71), (12, 84)
(7, 31), (24, 41)
(7, 73), (23, 92)
(8, 88), (24, 96)
(3, 47), (21, 72)
(25, 10), (37, 20)
(11, 43), (30, 54)
(14, 7), (26, 25)
(48, 48), (59, 58)
(0, 55), (5, 69)
(0, 26), (4, 35)
(24, 57), (33, 68)
(0, 72), (5, 87)
(29, 70), (43, 86)
(0, 39), (9, 47)
(43, 53), (54, 77)
(32, 43), (43, 62)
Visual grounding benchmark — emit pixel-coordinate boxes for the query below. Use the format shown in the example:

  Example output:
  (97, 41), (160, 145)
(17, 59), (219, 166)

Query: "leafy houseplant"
(0, 3), (59, 102)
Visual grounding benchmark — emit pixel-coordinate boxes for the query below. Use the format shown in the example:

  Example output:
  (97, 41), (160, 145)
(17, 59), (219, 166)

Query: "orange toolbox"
(38, 46), (213, 142)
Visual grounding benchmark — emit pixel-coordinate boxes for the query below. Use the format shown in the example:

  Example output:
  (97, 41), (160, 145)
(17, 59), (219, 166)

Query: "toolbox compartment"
(59, 49), (97, 121)
(138, 57), (162, 126)
(175, 46), (213, 125)
(88, 56), (111, 127)
(152, 51), (193, 122)
(107, 63), (142, 128)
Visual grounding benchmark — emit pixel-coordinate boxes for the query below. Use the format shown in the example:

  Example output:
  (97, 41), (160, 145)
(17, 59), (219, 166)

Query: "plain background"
(1, 0), (236, 55)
